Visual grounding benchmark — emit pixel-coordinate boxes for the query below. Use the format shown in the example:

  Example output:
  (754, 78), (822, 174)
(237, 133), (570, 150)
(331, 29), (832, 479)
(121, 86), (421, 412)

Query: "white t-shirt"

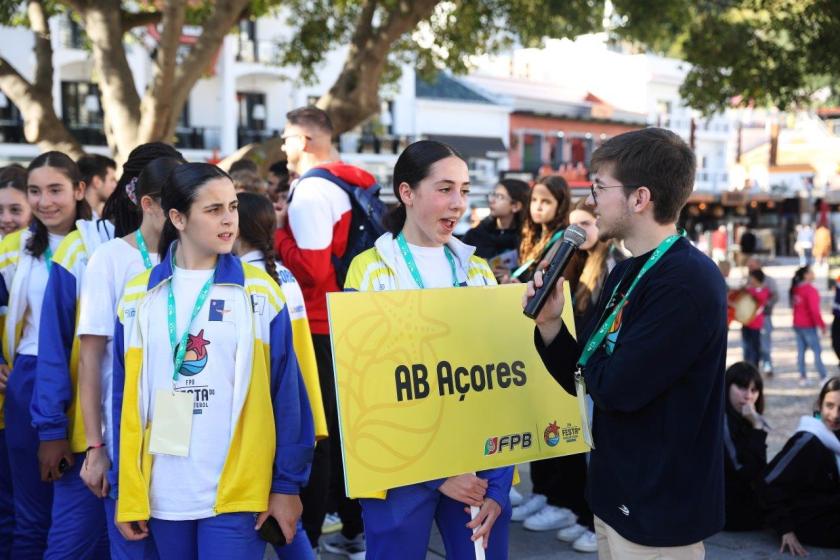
(77, 237), (159, 457)
(18, 233), (66, 355)
(393, 242), (458, 289)
(240, 250), (307, 322)
(147, 266), (238, 520)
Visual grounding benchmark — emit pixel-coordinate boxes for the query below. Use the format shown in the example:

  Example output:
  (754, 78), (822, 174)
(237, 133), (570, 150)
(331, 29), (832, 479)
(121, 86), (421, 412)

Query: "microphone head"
(564, 224), (588, 248)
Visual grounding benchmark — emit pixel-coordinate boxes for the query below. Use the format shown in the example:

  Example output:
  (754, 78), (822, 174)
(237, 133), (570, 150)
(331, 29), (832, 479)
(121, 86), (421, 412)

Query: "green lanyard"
(167, 251), (215, 382)
(511, 229), (564, 279)
(577, 233), (682, 369)
(396, 232), (459, 288)
(44, 246), (53, 272)
(134, 230), (153, 270)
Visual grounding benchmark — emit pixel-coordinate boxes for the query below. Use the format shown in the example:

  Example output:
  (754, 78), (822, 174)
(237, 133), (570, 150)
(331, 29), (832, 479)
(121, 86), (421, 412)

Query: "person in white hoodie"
(758, 377), (840, 556)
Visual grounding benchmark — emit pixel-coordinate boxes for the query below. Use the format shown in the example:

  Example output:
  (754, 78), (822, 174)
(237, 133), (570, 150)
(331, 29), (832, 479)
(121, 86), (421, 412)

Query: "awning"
(425, 134), (507, 159)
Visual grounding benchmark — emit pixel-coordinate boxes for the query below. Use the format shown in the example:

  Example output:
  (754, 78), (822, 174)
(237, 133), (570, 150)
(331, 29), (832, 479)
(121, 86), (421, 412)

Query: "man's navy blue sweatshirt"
(535, 236), (728, 547)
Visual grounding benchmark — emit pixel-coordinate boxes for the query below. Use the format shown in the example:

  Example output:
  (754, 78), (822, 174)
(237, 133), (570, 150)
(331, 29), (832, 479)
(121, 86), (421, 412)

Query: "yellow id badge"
(149, 390), (193, 457)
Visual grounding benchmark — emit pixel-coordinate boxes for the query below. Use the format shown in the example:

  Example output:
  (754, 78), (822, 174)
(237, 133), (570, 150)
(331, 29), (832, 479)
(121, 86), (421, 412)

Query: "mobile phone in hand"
(258, 515), (286, 547)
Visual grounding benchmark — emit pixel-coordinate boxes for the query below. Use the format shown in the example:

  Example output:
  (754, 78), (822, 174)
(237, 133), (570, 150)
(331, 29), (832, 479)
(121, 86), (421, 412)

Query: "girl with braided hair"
(234, 192), (327, 460)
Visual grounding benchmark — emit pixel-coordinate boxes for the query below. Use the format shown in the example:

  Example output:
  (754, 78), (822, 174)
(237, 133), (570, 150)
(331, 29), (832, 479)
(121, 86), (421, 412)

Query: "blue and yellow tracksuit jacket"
(113, 248), (315, 522)
(31, 220), (114, 452)
(343, 233), (514, 505)
(0, 229), (36, 430)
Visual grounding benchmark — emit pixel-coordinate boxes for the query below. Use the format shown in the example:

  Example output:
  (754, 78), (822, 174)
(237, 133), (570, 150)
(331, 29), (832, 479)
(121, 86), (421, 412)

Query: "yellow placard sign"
(327, 283), (589, 497)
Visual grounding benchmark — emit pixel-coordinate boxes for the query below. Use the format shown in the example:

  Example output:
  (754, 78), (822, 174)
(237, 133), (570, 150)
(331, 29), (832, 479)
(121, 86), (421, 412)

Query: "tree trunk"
(0, 0), (83, 158)
(80, 0), (142, 162)
(318, 0), (439, 134)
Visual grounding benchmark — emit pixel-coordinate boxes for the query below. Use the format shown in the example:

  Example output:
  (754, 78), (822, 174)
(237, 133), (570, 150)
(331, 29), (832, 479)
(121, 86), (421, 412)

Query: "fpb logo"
(483, 433), (532, 455)
(484, 437), (498, 455)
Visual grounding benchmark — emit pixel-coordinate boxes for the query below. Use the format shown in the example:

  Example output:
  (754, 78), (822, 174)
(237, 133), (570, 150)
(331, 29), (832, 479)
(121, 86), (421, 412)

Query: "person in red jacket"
(274, 106), (367, 558)
(742, 269), (770, 367)
(790, 266), (828, 386)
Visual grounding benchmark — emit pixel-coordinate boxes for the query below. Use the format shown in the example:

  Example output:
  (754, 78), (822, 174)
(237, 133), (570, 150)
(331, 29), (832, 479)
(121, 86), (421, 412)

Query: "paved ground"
(303, 258), (838, 559)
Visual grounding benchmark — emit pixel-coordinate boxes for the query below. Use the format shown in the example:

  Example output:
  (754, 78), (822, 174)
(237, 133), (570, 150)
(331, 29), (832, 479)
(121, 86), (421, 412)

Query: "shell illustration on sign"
(334, 291), (450, 473)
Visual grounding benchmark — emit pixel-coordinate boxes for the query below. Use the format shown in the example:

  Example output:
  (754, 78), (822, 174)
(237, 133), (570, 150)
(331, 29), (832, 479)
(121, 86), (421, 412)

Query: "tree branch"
(136, 0), (186, 141)
(0, 57), (84, 157)
(27, 0), (53, 94)
(121, 9), (163, 33)
(317, 0), (439, 133)
(164, 0), (250, 134)
(379, 0), (440, 45)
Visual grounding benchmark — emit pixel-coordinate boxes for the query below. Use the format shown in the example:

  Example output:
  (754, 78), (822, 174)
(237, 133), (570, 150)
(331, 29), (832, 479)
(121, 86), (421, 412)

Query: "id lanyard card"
(149, 390), (194, 457)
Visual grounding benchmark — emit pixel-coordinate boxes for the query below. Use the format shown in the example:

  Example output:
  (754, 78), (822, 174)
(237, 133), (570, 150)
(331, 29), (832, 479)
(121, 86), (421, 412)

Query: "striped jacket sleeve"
(268, 301), (315, 493)
(31, 262), (77, 441)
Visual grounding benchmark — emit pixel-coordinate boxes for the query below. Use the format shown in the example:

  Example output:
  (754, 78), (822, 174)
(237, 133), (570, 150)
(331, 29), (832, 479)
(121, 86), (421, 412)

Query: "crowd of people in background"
(0, 109), (838, 559)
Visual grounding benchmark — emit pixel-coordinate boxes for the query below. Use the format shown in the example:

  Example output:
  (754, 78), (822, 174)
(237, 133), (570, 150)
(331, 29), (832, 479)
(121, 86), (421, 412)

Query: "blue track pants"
(0, 429), (14, 559)
(149, 513), (266, 559)
(103, 497), (159, 559)
(44, 453), (109, 559)
(5, 355), (52, 559)
(360, 483), (512, 560)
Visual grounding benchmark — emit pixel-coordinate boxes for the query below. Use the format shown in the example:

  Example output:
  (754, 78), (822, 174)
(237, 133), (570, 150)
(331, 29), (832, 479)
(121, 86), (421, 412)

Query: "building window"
(61, 81), (106, 145)
(61, 81), (103, 127)
(0, 93), (25, 144)
(237, 92), (266, 130)
(550, 135), (564, 168)
(237, 20), (257, 62)
(522, 133), (543, 171)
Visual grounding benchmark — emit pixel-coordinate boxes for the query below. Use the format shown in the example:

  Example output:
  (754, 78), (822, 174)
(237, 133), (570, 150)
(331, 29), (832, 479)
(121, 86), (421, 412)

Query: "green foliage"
(679, 0), (840, 113)
(1, 0), (66, 27)
(275, 0), (615, 87)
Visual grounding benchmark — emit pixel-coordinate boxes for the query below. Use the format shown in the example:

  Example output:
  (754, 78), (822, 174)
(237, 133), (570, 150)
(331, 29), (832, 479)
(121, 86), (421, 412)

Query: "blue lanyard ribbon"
(134, 230), (153, 270)
(167, 251), (215, 382)
(396, 233), (459, 289)
(44, 246), (53, 272)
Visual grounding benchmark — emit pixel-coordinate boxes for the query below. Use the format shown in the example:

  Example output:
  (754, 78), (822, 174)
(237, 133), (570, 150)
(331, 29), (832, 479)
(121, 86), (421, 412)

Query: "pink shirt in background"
(745, 286), (769, 330)
(792, 282), (825, 329)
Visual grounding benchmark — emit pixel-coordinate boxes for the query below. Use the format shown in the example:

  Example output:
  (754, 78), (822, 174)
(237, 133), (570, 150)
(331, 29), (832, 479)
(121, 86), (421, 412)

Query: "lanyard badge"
(150, 250), (216, 457)
(573, 233), (682, 447)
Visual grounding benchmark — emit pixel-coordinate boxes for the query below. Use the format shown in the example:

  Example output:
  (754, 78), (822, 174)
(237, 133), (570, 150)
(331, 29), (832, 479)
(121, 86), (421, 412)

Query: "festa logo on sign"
(484, 433), (532, 455)
(562, 423), (581, 443)
(544, 421), (561, 447)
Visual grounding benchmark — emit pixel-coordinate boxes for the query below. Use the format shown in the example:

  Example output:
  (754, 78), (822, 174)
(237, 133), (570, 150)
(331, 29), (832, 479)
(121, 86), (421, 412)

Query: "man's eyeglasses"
(281, 133), (311, 144)
(589, 182), (644, 203)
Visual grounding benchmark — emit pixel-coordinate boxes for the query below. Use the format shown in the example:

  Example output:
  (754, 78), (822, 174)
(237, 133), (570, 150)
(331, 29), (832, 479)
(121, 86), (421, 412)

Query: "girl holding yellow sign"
(344, 140), (513, 559)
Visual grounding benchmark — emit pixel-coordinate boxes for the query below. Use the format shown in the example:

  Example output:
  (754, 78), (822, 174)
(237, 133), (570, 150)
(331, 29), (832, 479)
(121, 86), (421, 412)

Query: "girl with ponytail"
(102, 142), (184, 237)
(112, 163), (313, 558)
(343, 140), (510, 559)
(33, 144), (183, 559)
(0, 151), (89, 557)
(234, 191), (327, 559)
(77, 155), (184, 558)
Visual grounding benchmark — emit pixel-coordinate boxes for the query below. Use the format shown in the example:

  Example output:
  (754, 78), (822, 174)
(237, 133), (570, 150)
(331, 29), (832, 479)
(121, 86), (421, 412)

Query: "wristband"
(85, 443), (106, 452)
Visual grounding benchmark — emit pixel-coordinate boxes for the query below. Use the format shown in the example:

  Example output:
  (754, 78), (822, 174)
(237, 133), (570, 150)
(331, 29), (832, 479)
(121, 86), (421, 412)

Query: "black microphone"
(523, 224), (587, 319)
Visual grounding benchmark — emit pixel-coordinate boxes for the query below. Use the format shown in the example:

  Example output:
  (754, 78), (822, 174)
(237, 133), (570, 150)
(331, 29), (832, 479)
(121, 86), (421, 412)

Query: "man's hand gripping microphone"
(523, 224), (587, 320)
